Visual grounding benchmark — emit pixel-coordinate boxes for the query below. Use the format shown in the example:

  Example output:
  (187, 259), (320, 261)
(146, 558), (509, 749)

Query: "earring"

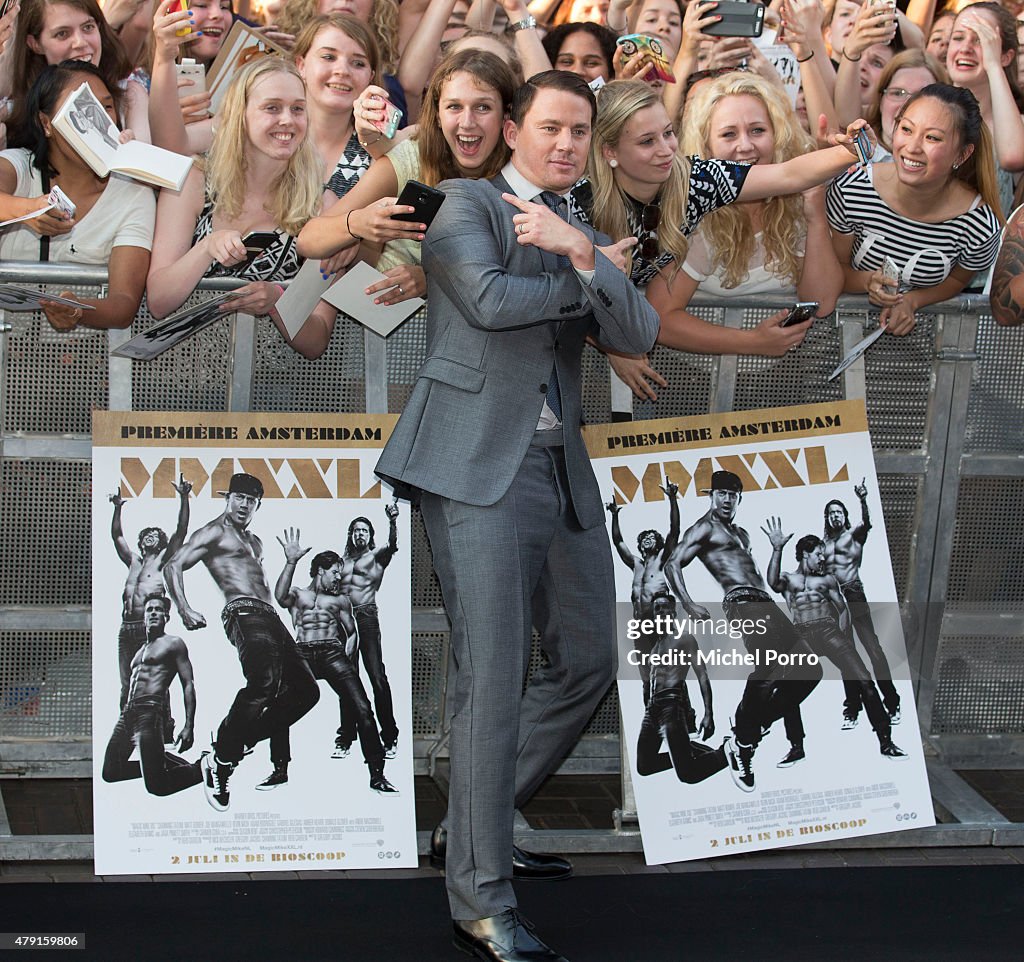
(952, 161), (961, 170)
(609, 158), (618, 168)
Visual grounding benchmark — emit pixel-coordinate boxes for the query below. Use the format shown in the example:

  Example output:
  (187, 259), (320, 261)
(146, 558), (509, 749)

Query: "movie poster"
(585, 400), (933, 864)
(91, 412), (417, 875)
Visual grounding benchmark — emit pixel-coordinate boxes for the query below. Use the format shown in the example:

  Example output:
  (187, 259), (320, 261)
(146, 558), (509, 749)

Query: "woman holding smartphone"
(827, 83), (1002, 335)
(296, 48), (517, 307)
(146, 57), (337, 358)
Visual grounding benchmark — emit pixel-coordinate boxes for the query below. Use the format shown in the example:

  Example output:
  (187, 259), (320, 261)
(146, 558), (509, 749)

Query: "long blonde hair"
(683, 73), (814, 290)
(202, 58), (322, 237)
(279, 0), (399, 73)
(589, 80), (690, 275)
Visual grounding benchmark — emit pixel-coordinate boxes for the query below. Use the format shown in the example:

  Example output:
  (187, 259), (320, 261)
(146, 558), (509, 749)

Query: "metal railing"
(1, 261), (1021, 858)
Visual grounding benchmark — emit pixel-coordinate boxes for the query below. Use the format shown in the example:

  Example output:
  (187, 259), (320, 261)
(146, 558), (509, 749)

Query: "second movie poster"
(91, 412), (417, 875)
(585, 400), (933, 864)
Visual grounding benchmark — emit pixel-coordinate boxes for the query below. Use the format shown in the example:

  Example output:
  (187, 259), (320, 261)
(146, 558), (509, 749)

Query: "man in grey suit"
(377, 71), (659, 961)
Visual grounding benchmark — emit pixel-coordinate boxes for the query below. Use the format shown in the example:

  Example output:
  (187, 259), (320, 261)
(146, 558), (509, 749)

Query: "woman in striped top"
(826, 83), (1002, 336)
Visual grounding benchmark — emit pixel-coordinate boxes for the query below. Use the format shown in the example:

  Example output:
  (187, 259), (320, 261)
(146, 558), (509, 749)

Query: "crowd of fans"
(0, 0), (1020, 373)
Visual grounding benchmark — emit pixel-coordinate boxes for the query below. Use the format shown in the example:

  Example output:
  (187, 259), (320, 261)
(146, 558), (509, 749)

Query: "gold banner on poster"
(92, 411), (398, 449)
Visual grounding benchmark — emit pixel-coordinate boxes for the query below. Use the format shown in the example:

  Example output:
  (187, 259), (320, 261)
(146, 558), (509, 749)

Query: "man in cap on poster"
(375, 70), (658, 961)
(666, 470), (822, 793)
(164, 472), (319, 812)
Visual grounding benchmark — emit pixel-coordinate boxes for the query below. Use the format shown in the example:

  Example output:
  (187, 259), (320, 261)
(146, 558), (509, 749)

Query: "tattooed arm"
(991, 209), (1024, 327)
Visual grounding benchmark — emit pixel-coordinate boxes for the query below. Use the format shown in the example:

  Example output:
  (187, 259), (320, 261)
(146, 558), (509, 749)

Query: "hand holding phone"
(370, 99), (402, 139)
(392, 180), (446, 227)
(616, 34), (676, 83)
(700, 1), (766, 38)
(168, 0), (192, 37)
(880, 256), (901, 294)
(779, 301), (819, 327)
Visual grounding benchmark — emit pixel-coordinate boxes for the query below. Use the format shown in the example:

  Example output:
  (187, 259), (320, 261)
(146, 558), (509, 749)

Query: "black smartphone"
(393, 180), (446, 227)
(240, 230), (278, 266)
(701, 1), (766, 38)
(779, 301), (819, 327)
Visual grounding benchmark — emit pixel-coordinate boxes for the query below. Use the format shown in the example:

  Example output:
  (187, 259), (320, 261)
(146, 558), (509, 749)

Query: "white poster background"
(586, 401), (933, 864)
(91, 414), (417, 875)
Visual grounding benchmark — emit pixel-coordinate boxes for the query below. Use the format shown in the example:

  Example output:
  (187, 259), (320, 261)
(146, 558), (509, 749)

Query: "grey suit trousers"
(420, 434), (616, 920)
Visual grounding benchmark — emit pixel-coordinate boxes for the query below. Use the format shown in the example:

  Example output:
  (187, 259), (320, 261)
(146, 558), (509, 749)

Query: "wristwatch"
(509, 14), (537, 31)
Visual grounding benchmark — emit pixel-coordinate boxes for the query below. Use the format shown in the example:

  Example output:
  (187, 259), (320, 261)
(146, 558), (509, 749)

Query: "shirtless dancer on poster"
(259, 531), (397, 794)
(109, 474), (191, 712)
(333, 505), (400, 760)
(101, 594), (205, 797)
(665, 471), (822, 793)
(634, 603), (728, 786)
(164, 473), (319, 812)
(764, 521), (905, 759)
(823, 481), (901, 729)
(607, 480), (680, 704)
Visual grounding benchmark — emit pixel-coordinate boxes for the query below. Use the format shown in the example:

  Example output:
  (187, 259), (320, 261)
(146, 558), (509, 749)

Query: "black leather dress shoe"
(429, 825), (573, 880)
(453, 909), (568, 961)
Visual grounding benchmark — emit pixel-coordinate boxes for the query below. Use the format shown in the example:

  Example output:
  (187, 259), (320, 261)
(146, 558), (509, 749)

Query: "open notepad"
(52, 83), (193, 191)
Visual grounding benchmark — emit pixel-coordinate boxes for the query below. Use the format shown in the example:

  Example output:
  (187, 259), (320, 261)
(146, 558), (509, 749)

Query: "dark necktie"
(536, 191), (566, 421)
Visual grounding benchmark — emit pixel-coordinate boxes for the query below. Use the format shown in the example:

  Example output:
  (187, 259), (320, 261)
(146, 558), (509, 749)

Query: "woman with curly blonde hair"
(679, 71), (842, 299)
(587, 76), (848, 399)
(147, 58), (336, 359)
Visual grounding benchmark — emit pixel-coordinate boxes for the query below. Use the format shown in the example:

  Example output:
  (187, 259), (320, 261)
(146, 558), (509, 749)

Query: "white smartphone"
(176, 59), (207, 97)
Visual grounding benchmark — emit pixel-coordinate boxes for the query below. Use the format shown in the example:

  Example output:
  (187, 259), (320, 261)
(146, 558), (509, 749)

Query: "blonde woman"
(146, 58), (336, 359)
(587, 77), (851, 398)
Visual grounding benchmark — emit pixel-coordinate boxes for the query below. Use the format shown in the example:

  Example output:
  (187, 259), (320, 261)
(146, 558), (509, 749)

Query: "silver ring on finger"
(397, 285), (405, 295)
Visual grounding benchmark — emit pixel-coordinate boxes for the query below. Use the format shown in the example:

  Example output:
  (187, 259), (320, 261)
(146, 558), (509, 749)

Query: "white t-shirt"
(0, 148), (155, 263)
(681, 228), (803, 298)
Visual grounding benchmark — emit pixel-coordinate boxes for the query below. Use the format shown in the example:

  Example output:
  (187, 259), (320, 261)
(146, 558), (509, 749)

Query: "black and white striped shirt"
(826, 166), (1000, 288)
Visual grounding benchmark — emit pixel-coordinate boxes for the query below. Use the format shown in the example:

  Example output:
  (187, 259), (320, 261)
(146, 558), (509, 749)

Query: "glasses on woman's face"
(882, 86), (914, 101)
(639, 203), (661, 260)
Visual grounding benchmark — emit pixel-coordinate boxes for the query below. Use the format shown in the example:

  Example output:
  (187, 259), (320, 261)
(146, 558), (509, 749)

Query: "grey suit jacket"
(376, 173), (660, 529)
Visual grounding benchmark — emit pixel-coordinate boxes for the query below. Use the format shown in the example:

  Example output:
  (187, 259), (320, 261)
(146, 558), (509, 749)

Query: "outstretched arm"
(761, 516), (793, 594)
(274, 528), (311, 609)
(660, 480), (680, 564)
(852, 478), (871, 544)
(109, 492), (134, 567)
(173, 640), (196, 753)
(164, 527), (214, 630)
(161, 474), (193, 568)
(375, 501), (399, 568)
(606, 499), (636, 569)
(665, 522), (711, 620)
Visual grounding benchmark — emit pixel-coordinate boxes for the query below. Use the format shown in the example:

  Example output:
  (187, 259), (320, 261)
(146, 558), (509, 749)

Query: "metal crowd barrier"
(0, 262), (1021, 860)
